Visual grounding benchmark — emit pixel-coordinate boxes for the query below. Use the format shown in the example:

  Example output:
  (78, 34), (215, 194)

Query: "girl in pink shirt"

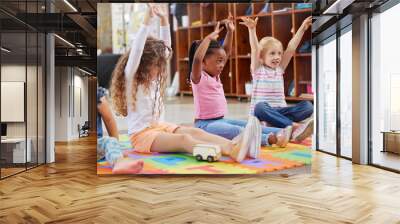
(189, 16), (291, 149)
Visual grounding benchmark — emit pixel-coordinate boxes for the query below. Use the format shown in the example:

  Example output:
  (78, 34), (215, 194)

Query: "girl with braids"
(110, 4), (250, 162)
(189, 14), (293, 157)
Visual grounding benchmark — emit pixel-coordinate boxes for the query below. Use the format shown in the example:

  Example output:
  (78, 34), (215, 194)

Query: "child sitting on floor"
(240, 16), (314, 142)
(109, 4), (251, 162)
(97, 86), (143, 174)
(188, 14), (292, 153)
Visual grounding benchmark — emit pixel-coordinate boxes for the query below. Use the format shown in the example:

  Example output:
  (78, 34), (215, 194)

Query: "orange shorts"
(130, 122), (179, 153)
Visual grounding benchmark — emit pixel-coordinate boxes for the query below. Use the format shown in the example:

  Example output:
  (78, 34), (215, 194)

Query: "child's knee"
(190, 127), (205, 135)
(225, 127), (242, 140)
(254, 102), (269, 117)
(254, 102), (264, 116)
(303, 101), (314, 114)
(177, 133), (194, 144)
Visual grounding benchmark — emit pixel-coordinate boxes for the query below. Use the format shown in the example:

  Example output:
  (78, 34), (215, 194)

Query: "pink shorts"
(130, 122), (179, 153)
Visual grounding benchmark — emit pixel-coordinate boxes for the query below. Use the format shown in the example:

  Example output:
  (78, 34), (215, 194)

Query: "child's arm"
(98, 96), (119, 139)
(124, 5), (154, 79)
(240, 17), (260, 74)
(191, 22), (224, 84)
(222, 13), (234, 58)
(153, 4), (171, 47)
(280, 16), (312, 71)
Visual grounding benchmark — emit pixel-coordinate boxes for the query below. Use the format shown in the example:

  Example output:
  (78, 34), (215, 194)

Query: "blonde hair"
(110, 37), (172, 119)
(258, 36), (283, 59)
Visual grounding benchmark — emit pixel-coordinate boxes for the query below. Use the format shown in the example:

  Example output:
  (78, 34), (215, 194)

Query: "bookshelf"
(173, 3), (312, 101)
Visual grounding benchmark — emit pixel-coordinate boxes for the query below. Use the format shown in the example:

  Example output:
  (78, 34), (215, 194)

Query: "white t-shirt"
(124, 25), (171, 135)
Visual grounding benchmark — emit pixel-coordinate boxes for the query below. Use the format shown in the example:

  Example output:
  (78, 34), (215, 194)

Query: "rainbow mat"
(97, 135), (312, 174)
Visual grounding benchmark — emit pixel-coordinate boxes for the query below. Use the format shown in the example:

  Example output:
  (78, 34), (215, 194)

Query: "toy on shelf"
(258, 3), (269, 14)
(191, 20), (201, 26)
(298, 40), (311, 53)
(193, 144), (222, 162)
(295, 3), (312, 9)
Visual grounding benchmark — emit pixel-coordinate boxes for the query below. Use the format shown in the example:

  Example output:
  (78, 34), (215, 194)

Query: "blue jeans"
(254, 101), (313, 128)
(194, 118), (281, 146)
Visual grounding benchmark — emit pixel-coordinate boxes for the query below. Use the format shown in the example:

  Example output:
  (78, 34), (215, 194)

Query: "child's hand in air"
(207, 22), (224, 40)
(224, 12), (235, 32)
(300, 16), (312, 31)
(239, 17), (258, 30)
(153, 4), (168, 19)
(144, 3), (156, 25)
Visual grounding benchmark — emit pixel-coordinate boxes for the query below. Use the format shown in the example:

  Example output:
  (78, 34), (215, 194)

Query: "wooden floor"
(1, 136), (400, 223)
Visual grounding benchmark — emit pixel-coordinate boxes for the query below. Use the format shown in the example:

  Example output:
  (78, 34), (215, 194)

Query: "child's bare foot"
(276, 126), (292, 147)
(268, 134), (277, 145)
(112, 158), (144, 174)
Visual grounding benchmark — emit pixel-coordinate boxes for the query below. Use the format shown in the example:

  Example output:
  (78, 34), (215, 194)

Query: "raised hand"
(207, 22), (224, 40)
(239, 17), (258, 30)
(153, 4), (168, 18)
(224, 12), (235, 32)
(144, 3), (156, 25)
(300, 16), (312, 31)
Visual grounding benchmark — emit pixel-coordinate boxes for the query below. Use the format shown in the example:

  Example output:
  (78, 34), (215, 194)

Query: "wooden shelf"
(293, 9), (312, 14)
(271, 10), (293, 16)
(286, 96), (314, 102)
(299, 81), (312, 85)
(173, 3), (312, 100)
(296, 53), (311, 57)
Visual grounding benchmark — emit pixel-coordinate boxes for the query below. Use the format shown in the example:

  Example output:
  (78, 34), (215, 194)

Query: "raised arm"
(124, 6), (154, 79)
(240, 17), (260, 74)
(153, 4), (171, 47)
(222, 13), (234, 58)
(98, 96), (119, 139)
(280, 16), (312, 70)
(191, 22), (224, 84)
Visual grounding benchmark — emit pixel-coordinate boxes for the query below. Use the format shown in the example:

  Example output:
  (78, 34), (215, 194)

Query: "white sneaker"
(230, 120), (252, 162)
(291, 118), (314, 142)
(248, 116), (262, 159)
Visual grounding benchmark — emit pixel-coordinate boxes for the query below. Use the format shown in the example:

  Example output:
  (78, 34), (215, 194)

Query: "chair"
(78, 121), (90, 138)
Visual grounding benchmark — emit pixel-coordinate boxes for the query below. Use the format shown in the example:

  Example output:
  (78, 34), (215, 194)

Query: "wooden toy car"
(193, 144), (221, 162)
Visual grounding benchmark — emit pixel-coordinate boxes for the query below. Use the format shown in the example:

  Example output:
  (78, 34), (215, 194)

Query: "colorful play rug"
(97, 135), (312, 175)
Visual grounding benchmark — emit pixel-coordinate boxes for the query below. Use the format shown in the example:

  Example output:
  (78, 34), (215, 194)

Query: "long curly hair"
(110, 36), (172, 121)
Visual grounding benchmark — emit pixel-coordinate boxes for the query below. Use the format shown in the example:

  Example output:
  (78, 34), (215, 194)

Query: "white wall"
(54, 67), (89, 141)
(1, 65), (29, 138)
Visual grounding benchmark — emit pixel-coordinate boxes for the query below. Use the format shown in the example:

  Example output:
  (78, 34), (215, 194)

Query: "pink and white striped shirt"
(249, 65), (287, 115)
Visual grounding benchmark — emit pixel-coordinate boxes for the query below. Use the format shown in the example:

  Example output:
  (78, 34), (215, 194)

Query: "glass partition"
(317, 36), (337, 154)
(370, 3), (400, 171)
(339, 28), (352, 158)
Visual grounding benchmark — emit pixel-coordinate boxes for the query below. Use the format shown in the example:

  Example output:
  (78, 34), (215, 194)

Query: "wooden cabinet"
(173, 3), (312, 101)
